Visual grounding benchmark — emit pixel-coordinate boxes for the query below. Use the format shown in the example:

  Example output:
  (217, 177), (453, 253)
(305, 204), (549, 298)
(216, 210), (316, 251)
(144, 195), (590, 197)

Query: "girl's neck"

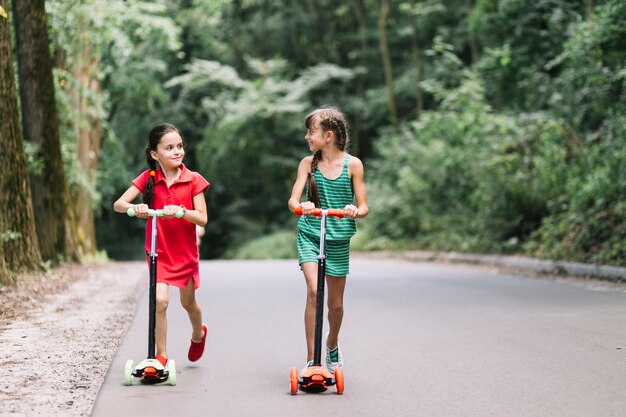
(160, 165), (181, 184)
(320, 147), (345, 162)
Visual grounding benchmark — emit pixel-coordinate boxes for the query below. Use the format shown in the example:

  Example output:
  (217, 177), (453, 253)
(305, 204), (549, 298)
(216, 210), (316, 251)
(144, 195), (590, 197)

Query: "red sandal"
(188, 323), (207, 362)
(155, 355), (168, 367)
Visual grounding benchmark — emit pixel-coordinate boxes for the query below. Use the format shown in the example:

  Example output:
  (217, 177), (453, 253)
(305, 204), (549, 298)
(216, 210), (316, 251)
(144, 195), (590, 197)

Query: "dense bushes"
(365, 67), (625, 264)
(74, 0), (624, 265)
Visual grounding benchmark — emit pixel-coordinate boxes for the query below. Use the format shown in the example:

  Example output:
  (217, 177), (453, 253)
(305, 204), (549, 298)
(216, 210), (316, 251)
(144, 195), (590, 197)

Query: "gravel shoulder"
(0, 262), (146, 417)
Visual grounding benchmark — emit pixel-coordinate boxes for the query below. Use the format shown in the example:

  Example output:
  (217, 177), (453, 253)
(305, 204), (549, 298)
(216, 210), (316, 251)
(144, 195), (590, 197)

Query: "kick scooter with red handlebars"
(123, 207), (183, 386)
(290, 207), (345, 395)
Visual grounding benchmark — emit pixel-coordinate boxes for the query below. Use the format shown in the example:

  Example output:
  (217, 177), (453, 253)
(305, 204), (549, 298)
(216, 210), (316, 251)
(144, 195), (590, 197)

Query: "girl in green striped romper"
(288, 107), (369, 375)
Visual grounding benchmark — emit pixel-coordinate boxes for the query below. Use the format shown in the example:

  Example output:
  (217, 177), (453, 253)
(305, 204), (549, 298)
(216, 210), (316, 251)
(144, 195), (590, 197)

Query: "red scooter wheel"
(334, 367), (344, 394)
(290, 367), (299, 395)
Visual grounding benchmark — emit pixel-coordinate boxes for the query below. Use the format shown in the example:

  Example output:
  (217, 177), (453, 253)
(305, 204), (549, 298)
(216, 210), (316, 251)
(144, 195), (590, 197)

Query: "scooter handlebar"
(127, 207), (184, 218)
(294, 207), (345, 218)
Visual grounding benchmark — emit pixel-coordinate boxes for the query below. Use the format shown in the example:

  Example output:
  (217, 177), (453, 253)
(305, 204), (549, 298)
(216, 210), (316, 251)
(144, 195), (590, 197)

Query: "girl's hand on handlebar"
(132, 204), (150, 218)
(343, 204), (359, 219)
(162, 205), (182, 219)
(299, 201), (316, 216)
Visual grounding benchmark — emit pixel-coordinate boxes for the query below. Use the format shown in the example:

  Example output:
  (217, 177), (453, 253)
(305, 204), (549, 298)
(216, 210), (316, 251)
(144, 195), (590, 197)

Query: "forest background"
(0, 0), (624, 285)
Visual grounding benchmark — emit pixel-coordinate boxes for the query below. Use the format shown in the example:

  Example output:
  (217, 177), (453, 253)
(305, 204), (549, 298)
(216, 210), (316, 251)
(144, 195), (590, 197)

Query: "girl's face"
(304, 117), (332, 152)
(151, 131), (185, 170)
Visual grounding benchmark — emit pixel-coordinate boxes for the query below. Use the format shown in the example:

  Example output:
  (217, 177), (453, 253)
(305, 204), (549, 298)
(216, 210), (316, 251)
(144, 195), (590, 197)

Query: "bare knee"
(306, 288), (317, 306)
(156, 294), (169, 313)
(180, 296), (197, 312)
(328, 301), (343, 316)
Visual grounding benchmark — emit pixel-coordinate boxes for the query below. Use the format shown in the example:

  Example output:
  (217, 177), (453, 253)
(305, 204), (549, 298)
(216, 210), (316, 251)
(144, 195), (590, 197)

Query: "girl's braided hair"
(304, 107), (350, 208)
(143, 123), (184, 207)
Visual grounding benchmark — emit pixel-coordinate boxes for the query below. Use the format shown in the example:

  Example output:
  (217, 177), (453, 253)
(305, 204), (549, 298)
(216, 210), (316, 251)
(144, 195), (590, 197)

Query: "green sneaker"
(325, 346), (343, 374)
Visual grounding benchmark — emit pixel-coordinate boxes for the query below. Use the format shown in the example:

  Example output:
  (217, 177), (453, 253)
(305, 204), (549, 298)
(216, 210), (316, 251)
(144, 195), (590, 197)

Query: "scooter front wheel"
(124, 359), (134, 386)
(167, 359), (177, 386)
(334, 367), (344, 395)
(290, 367), (299, 395)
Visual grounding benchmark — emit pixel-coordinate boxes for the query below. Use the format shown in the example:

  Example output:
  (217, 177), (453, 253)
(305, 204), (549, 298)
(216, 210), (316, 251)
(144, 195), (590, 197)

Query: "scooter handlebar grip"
(327, 209), (345, 218)
(294, 207), (345, 218)
(127, 208), (183, 218)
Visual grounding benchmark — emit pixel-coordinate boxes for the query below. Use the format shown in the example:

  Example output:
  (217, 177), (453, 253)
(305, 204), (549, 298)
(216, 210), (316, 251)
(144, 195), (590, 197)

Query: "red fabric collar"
(153, 163), (192, 184)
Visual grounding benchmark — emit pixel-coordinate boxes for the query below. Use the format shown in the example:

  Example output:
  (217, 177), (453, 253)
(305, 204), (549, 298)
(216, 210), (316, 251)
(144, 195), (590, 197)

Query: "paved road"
(91, 258), (626, 417)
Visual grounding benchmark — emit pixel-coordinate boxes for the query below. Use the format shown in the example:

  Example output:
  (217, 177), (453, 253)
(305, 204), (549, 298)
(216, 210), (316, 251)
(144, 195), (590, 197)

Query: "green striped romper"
(297, 154), (356, 276)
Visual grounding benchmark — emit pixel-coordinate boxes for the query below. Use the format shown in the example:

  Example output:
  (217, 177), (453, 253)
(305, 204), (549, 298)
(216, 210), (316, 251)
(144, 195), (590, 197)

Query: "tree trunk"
(467, 0), (479, 65)
(0, 3), (9, 285)
(352, 0), (369, 157)
(66, 13), (101, 257)
(12, 0), (71, 264)
(0, 229), (11, 285)
(408, 0), (424, 117)
(378, 0), (398, 127)
(584, 0), (594, 21)
(0, 0), (42, 276)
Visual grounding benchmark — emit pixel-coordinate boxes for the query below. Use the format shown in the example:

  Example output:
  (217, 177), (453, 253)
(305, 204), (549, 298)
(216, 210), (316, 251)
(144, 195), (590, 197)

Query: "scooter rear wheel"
(290, 367), (299, 395)
(334, 367), (344, 395)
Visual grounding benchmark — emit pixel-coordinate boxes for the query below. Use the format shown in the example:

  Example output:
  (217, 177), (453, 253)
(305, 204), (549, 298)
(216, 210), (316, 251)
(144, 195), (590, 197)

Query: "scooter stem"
(313, 209), (328, 366)
(147, 212), (158, 359)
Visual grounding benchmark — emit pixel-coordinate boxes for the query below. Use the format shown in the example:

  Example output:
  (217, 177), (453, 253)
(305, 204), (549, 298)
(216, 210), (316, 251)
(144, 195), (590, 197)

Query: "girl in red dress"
(114, 123), (209, 366)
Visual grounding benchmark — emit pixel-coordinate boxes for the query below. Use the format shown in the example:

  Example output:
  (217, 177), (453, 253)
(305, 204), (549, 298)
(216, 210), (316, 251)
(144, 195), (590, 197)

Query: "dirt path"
(0, 262), (146, 417)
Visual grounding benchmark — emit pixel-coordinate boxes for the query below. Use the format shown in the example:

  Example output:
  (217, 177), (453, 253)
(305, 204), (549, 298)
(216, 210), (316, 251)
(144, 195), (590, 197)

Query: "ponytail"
(143, 153), (158, 207)
(307, 151), (322, 208)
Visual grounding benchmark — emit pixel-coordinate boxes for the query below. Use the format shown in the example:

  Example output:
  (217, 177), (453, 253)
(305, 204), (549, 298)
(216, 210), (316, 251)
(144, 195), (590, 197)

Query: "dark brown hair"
(304, 107), (349, 207)
(143, 123), (184, 207)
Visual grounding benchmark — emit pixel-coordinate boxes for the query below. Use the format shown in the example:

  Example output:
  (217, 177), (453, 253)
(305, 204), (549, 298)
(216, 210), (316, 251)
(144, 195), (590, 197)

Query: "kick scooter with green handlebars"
(290, 207), (345, 395)
(123, 207), (183, 386)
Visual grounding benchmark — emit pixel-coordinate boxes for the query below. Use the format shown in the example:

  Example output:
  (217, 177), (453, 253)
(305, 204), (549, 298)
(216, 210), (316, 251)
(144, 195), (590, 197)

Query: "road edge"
(355, 250), (626, 283)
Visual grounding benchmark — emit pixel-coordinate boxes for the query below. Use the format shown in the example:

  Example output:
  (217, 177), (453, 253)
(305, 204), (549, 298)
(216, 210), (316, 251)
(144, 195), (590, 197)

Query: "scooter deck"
(299, 365), (335, 391)
(134, 358), (169, 383)
(125, 357), (177, 385)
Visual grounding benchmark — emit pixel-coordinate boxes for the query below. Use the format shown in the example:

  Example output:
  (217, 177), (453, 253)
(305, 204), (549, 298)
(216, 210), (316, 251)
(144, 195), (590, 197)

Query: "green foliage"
(39, 0), (623, 266)
(363, 1), (626, 265)
(532, 111), (626, 265)
(474, 0), (584, 109)
(181, 58), (361, 257)
(367, 73), (572, 254)
(546, 0), (626, 133)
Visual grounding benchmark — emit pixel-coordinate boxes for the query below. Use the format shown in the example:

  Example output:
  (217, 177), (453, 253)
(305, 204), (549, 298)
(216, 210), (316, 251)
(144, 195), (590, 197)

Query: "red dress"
(132, 164), (210, 289)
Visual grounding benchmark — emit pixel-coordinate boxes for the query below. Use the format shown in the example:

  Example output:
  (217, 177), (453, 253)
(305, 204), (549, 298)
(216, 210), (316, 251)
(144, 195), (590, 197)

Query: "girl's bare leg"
(325, 275), (346, 349)
(155, 283), (169, 357)
(180, 278), (204, 341)
(301, 262), (318, 362)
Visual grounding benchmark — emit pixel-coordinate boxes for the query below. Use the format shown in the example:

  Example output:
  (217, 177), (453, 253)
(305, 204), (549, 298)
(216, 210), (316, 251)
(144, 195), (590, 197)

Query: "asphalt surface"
(91, 258), (626, 417)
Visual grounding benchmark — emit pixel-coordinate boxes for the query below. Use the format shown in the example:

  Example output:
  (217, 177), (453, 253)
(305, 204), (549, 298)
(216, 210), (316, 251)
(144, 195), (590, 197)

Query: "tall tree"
(71, 9), (102, 253)
(466, 0), (479, 64)
(408, 0), (425, 116)
(584, 0), (594, 20)
(63, 5), (103, 257)
(0, 0), (42, 276)
(12, 0), (73, 263)
(0, 230), (10, 284)
(352, 0), (369, 155)
(378, 0), (398, 126)
(0, 4), (8, 284)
